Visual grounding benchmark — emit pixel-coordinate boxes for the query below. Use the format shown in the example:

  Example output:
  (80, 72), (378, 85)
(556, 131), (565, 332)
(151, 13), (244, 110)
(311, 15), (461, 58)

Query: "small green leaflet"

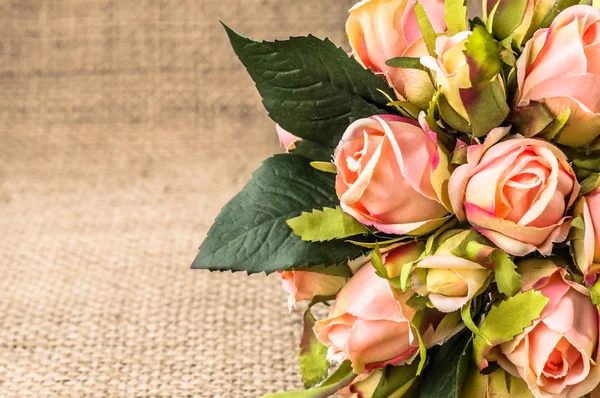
(411, 311), (428, 375)
(420, 330), (472, 398)
(299, 308), (329, 388)
(414, 2), (438, 57)
(444, 0), (467, 35)
(223, 24), (393, 148)
(260, 361), (356, 398)
(309, 162), (336, 174)
(385, 57), (426, 71)
(473, 290), (548, 369)
(193, 155), (366, 275)
(490, 250), (522, 297)
(590, 280), (600, 312)
(287, 207), (369, 243)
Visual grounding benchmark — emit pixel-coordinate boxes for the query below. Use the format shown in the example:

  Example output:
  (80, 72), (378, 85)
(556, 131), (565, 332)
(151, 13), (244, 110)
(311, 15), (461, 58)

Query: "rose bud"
(314, 261), (420, 374)
(449, 127), (579, 256)
(275, 124), (300, 151)
(420, 25), (509, 137)
(514, 5), (600, 148)
(346, 0), (446, 108)
(412, 230), (491, 313)
(335, 115), (452, 236)
(572, 188), (600, 285)
(279, 270), (348, 312)
(492, 259), (600, 398)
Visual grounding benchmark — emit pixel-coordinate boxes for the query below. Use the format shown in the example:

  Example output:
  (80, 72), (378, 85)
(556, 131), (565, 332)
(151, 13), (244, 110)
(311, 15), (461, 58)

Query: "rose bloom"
(335, 115), (452, 236)
(346, 0), (446, 108)
(515, 5), (600, 148)
(275, 124), (299, 151)
(412, 230), (491, 313)
(492, 259), (600, 398)
(314, 260), (420, 373)
(279, 270), (348, 312)
(449, 127), (579, 256)
(573, 188), (600, 285)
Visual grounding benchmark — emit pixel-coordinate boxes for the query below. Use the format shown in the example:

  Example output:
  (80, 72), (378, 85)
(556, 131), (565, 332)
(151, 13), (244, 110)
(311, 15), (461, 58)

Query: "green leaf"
(563, 147), (600, 174)
(299, 308), (329, 388)
(309, 161), (336, 174)
(421, 330), (472, 398)
(372, 362), (419, 398)
(290, 264), (353, 278)
(490, 250), (522, 297)
(224, 24), (393, 148)
(261, 361), (356, 398)
(464, 25), (502, 83)
(459, 78), (509, 137)
(473, 290), (548, 369)
(445, 0), (467, 35)
(287, 207), (369, 243)
(193, 155), (365, 274)
(414, 2), (438, 57)
(289, 140), (333, 162)
(385, 57), (426, 70)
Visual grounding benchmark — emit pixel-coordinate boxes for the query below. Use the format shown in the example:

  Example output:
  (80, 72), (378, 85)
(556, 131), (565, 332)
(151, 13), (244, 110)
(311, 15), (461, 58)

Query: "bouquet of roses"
(193, 0), (600, 396)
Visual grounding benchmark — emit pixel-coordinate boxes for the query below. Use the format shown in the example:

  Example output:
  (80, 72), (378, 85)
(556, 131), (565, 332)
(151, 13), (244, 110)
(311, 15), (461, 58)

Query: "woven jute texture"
(0, 0), (354, 396)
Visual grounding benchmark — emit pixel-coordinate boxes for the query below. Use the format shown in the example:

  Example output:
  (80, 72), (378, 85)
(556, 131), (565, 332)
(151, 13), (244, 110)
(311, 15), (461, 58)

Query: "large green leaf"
(224, 24), (393, 148)
(372, 362), (419, 398)
(193, 155), (365, 274)
(421, 330), (472, 398)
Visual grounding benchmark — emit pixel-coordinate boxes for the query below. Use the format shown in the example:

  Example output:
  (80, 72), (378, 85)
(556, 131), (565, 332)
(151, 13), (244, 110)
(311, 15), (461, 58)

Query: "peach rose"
(346, 0), (446, 108)
(279, 270), (348, 312)
(412, 230), (491, 313)
(573, 188), (600, 285)
(314, 261), (420, 373)
(494, 260), (600, 398)
(515, 5), (600, 148)
(449, 127), (579, 256)
(335, 115), (452, 236)
(275, 124), (299, 151)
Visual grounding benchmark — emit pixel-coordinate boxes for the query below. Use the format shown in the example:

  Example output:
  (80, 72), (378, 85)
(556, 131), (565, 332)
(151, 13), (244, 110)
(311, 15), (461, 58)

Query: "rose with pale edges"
(449, 127), (579, 256)
(334, 115), (452, 236)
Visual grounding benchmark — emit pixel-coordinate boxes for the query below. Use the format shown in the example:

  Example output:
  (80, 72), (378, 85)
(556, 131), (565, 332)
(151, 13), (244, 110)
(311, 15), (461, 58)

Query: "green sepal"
(310, 161), (336, 174)
(299, 306), (330, 388)
(538, 109), (570, 141)
(487, 0), (529, 41)
(193, 155), (366, 275)
(407, 293), (431, 311)
(508, 100), (555, 138)
(414, 1), (438, 57)
(386, 57), (426, 71)
(540, 0), (581, 28)
(372, 362), (419, 398)
(260, 361), (356, 398)
(444, 0), (467, 35)
(371, 245), (389, 279)
(420, 330), (472, 398)
(473, 290), (549, 369)
(287, 207), (370, 243)
(223, 24), (393, 148)
(411, 310), (428, 375)
(590, 279), (600, 312)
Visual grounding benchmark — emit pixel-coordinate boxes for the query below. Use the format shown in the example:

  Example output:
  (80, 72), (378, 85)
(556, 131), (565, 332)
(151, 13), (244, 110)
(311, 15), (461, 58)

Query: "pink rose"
(573, 188), (600, 285)
(279, 270), (347, 312)
(335, 115), (452, 235)
(449, 127), (579, 256)
(515, 5), (600, 147)
(346, 0), (446, 108)
(314, 261), (420, 373)
(494, 260), (600, 398)
(275, 124), (300, 151)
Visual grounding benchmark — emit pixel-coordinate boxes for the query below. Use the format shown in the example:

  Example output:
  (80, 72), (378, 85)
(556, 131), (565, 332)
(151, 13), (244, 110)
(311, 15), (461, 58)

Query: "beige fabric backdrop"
(0, 0), (354, 396)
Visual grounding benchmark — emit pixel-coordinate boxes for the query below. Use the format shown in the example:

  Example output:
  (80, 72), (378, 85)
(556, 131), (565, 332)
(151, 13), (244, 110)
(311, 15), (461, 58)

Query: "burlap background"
(0, 0), (354, 396)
